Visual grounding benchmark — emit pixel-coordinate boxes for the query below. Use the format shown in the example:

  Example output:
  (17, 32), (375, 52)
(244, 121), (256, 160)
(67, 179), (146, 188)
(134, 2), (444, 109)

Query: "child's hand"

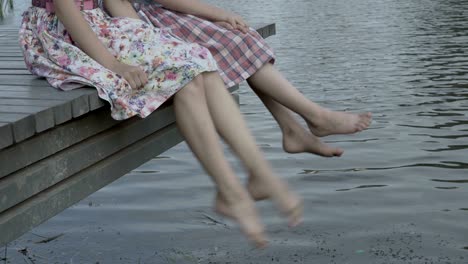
(214, 21), (234, 30)
(111, 62), (148, 89)
(219, 12), (249, 33)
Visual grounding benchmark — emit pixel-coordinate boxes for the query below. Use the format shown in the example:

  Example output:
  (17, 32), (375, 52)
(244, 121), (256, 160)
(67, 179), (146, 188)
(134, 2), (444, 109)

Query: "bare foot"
(215, 192), (268, 248)
(282, 125), (344, 157)
(215, 177), (303, 227)
(248, 176), (302, 227)
(307, 110), (372, 137)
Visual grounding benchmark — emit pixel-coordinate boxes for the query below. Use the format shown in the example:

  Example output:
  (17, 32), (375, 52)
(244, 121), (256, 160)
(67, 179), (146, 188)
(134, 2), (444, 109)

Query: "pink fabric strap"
(32, 0), (98, 12)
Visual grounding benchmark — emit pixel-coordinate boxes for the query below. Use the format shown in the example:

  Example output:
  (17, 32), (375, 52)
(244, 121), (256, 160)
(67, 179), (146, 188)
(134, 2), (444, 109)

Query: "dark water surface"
(2, 0), (468, 263)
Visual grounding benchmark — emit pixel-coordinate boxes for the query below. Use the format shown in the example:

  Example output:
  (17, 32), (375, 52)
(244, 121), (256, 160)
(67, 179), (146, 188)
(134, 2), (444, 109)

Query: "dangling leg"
(173, 75), (267, 247)
(200, 72), (303, 227)
(250, 86), (344, 157)
(248, 63), (372, 137)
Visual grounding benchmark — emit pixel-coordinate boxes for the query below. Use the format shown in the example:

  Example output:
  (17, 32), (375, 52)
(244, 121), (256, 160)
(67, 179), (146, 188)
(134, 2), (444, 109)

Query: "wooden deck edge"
(0, 107), (121, 178)
(0, 104), (176, 213)
(0, 123), (183, 247)
(255, 23), (276, 39)
(0, 122), (13, 149)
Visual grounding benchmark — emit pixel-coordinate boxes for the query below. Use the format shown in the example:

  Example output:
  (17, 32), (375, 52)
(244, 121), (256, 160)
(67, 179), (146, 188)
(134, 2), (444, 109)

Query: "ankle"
(304, 107), (327, 125)
(284, 124), (308, 141)
(219, 188), (250, 205)
(248, 166), (275, 182)
(282, 125), (296, 136)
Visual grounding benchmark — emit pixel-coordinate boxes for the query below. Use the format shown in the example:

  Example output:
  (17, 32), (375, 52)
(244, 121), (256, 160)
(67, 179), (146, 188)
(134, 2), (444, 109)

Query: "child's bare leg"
(201, 72), (302, 227)
(248, 63), (372, 137)
(249, 86), (344, 157)
(174, 75), (267, 247)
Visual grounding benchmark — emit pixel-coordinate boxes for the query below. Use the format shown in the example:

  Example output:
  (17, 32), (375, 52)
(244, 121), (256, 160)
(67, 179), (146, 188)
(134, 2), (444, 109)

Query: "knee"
(201, 71), (224, 86)
(174, 75), (205, 102)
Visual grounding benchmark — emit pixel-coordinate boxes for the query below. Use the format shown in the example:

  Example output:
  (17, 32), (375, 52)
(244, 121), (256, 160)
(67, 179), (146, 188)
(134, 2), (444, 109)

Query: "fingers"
(233, 16), (249, 33)
(137, 68), (148, 86)
(237, 24), (248, 34)
(224, 18), (248, 33)
(219, 12), (250, 33)
(214, 21), (234, 30)
(227, 17), (237, 31)
(236, 16), (248, 28)
(123, 72), (136, 89)
(124, 67), (148, 89)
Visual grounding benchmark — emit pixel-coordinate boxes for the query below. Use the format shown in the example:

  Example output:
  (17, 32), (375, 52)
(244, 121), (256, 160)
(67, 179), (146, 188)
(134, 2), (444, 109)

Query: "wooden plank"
(0, 104), (176, 213)
(0, 123), (183, 247)
(88, 92), (106, 110)
(0, 69), (31, 75)
(0, 52), (22, 56)
(0, 88), (95, 138)
(0, 76), (50, 86)
(0, 98), (72, 125)
(0, 51), (22, 54)
(0, 35), (19, 39)
(228, 84), (239, 93)
(0, 98), (65, 105)
(0, 74), (48, 81)
(0, 122), (13, 150)
(0, 39), (21, 43)
(0, 28), (19, 32)
(0, 48), (22, 52)
(0, 52), (23, 56)
(0, 37), (20, 40)
(0, 105), (54, 133)
(2, 42), (20, 47)
(255, 23), (276, 39)
(0, 61), (27, 69)
(0, 34), (18, 38)
(0, 88), (94, 118)
(0, 57), (24, 61)
(0, 32), (18, 36)
(71, 93), (91, 118)
(0, 46), (18, 49)
(0, 85), (71, 92)
(0, 113), (35, 143)
(0, 43), (21, 48)
(0, 87), (93, 119)
(0, 108), (121, 177)
(0, 32), (19, 36)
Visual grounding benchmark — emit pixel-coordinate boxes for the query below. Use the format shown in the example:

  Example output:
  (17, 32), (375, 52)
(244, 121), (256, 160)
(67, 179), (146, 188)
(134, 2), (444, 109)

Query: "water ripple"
(336, 185), (387, 192)
(431, 179), (468, 184)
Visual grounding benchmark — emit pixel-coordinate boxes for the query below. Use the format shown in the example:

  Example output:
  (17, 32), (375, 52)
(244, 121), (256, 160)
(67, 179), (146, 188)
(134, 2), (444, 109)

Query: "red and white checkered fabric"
(136, 4), (276, 88)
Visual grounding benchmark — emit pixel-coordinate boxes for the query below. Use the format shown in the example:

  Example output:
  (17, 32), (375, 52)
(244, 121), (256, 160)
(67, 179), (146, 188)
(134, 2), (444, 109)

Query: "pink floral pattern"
(19, 7), (218, 120)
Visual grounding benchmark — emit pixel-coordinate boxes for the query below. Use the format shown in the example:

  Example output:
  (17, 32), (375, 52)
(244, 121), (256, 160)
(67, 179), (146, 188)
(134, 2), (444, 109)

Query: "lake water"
(1, 0), (468, 263)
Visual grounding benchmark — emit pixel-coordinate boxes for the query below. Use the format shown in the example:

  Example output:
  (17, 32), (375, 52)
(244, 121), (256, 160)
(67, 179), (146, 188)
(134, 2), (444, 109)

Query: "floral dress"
(132, 3), (276, 88)
(19, 1), (218, 120)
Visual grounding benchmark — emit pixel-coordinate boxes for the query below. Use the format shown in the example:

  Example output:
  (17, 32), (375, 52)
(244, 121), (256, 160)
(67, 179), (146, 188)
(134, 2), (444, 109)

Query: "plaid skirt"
(134, 4), (276, 88)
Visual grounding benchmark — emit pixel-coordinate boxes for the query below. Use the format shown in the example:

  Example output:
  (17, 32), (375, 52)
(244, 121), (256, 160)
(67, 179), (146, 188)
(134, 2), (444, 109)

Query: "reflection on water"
(2, 0), (468, 263)
(336, 185), (388, 192)
(431, 179), (468, 183)
(435, 187), (459, 190)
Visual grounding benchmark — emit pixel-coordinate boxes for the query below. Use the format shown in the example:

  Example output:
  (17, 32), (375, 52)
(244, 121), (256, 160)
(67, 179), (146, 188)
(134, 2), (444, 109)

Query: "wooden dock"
(0, 23), (276, 247)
